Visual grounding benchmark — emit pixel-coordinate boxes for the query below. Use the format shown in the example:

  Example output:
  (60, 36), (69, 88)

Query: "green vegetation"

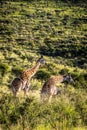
(0, 92), (87, 130)
(0, 0), (87, 129)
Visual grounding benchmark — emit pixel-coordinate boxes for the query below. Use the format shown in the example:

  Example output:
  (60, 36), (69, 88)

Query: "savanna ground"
(0, 0), (87, 129)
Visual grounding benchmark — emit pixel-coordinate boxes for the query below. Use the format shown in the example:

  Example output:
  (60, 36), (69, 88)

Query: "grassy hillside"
(0, 0), (87, 130)
(0, 0), (87, 66)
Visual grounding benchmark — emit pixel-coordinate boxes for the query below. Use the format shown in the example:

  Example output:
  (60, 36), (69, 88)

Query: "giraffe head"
(37, 55), (45, 64)
(63, 74), (75, 84)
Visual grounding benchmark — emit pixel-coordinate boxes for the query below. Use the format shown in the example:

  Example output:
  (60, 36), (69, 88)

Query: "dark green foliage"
(0, 92), (87, 130)
(35, 69), (51, 80)
(39, 45), (55, 56)
(72, 92), (87, 125)
(11, 67), (23, 76)
(54, 0), (87, 4)
(40, 44), (87, 67)
(74, 74), (87, 90)
(59, 68), (69, 75)
(0, 63), (10, 76)
(0, 0), (87, 67)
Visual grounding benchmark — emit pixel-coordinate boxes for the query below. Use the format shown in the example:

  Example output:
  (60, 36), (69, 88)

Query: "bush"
(0, 63), (10, 76)
(73, 91), (87, 125)
(59, 68), (69, 75)
(74, 74), (87, 90)
(12, 67), (23, 76)
(35, 69), (51, 80)
(0, 91), (87, 130)
(0, 95), (41, 130)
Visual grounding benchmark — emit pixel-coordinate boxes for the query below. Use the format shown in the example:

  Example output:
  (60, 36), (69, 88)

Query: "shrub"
(11, 67), (23, 76)
(75, 74), (87, 90)
(35, 69), (51, 80)
(46, 63), (58, 75)
(0, 63), (10, 76)
(0, 92), (87, 130)
(59, 68), (69, 75)
(73, 91), (87, 125)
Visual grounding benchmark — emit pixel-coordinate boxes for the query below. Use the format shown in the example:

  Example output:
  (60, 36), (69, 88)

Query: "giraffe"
(11, 56), (45, 96)
(41, 74), (74, 102)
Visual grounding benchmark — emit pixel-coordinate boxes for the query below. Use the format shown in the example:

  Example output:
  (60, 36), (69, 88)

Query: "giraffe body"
(11, 56), (45, 96)
(41, 75), (63, 95)
(41, 75), (74, 102)
(11, 77), (29, 96)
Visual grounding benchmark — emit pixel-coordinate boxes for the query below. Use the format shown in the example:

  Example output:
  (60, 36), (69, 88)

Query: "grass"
(35, 125), (87, 130)
(0, 0), (87, 129)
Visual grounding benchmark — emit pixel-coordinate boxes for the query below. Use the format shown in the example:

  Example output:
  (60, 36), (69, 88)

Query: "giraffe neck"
(20, 62), (40, 81)
(30, 62), (40, 77)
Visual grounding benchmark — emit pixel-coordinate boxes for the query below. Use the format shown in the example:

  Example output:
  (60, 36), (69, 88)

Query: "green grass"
(35, 125), (87, 130)
(0, 0), (87, 129)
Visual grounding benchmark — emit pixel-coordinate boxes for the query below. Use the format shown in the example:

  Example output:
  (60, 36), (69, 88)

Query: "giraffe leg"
(40, 93), (46, 103)
(40, 93), (43, 102)
(12, 91), (16, 97)
(11, 77), (23, 97)
(12, 86), (17, 97)
(48, 95), (52, 103)
(48, 87), (56, 103)
(12, 88), (21, 102)
(24, 83), (31, 96)
(12, 86), (22, 98)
